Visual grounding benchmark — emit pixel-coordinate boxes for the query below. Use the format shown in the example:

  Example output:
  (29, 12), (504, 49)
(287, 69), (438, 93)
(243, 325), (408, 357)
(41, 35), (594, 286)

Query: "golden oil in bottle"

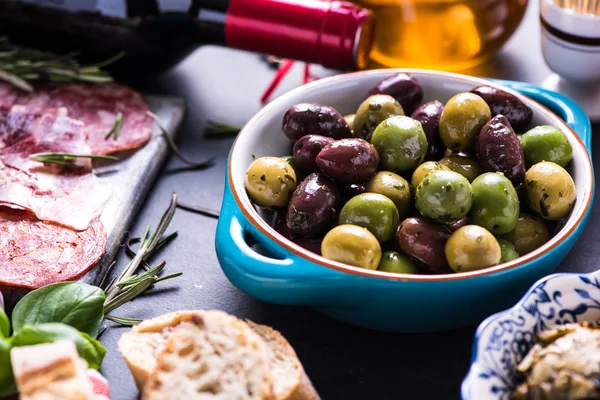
(354, 0), (528, 71)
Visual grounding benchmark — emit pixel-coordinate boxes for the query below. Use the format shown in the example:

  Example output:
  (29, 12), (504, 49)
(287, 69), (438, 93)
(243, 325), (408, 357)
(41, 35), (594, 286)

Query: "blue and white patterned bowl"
(462, 271), (600, 399)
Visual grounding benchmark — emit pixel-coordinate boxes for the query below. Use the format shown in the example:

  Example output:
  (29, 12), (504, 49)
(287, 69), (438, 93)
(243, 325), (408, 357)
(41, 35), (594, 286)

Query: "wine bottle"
(0, 0), (375, 74)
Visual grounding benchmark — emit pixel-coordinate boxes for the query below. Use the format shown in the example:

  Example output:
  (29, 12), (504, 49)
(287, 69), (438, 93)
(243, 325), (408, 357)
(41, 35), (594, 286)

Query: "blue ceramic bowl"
(462, 270), (600, 399)
(215, 69), (594, 333)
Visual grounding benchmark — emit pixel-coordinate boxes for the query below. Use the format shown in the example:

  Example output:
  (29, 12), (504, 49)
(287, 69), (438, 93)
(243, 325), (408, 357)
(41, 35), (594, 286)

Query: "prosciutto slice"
(0, 82), (153, 155)
(0, 107), (111, 231)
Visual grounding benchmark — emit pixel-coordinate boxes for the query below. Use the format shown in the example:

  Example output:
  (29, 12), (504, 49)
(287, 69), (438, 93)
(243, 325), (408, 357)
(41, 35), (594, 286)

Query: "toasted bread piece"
(247, 322), (320, 400)
(10, 341), (94, 400)
(142, 311), (274, 400)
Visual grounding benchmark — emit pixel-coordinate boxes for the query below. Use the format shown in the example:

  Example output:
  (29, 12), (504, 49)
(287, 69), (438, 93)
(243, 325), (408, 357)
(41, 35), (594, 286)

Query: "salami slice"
(0, 82), (153, 155)
(0, 107), (111, 231)
(0, 208), (106, 289)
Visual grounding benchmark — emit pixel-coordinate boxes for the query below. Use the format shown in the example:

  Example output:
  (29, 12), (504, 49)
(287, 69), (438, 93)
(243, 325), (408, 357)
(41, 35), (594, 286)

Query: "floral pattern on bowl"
(462, 271), (600, 399)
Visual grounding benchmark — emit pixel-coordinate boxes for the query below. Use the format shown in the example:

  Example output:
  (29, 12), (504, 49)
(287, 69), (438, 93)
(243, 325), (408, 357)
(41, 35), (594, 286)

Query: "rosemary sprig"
(0, 37), (122, 91)
(103, 193), (181, 313)
(176, 200), (220, 219)
(204, 120), (242, 138)
(146, 111), (215, 169)
(105, 112), (123, 140)
(29, 152), (119, 168)
(103, 315), (142, 326)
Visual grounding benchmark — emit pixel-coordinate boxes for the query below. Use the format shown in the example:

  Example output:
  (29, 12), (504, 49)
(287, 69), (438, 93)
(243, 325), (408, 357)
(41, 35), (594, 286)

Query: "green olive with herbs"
(339, 193), (400, 243)
(352, 94), (405, 141)
(502, 213), (550, 255)
(439, 155), (482, 183)
(497, 238), (519, 263)
(445, 225), (501, 272)
(439, 93), (491, 151)
(525, 161), (576, 220)
(366, 171), (411, 218)
(411, 161), (450, 191)
(370, 115), (428, 174)
(469, 172), (519, 235)
(245, 157), (297, 208)
(321, 224), (382, 269)
(415, 170), (473, 224)
(520, 125), (573, 168)
(378, 251), (417, 274)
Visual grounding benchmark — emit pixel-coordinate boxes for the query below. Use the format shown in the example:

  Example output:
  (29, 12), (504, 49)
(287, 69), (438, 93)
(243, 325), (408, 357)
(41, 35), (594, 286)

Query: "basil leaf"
(0, 336), (16, 396)
(12, 282), (105, 338)
(0, 306), (9, 338)
(11, 323), (106, 369)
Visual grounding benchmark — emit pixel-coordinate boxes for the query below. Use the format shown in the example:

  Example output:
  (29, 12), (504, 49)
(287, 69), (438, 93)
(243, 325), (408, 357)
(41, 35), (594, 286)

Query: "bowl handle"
(216, 179), (355, 307)
(488, 79), (592, 152)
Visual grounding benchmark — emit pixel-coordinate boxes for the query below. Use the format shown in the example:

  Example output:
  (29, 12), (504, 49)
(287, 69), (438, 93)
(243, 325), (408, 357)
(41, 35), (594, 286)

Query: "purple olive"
(287, 173), (340, 236)
(476, 115), (526, 186)
(316, 138), (379, 184)
(411, 100), (445, 161)
(396, 218), (453, 274)
(367, 73), (424, 115)
(282, 103), (352, 141)
(340, 183), (367, 204)
(273, 209), (323, 255)
(447, 216), (469, 232)
(293, 135), (336, 174)
(471, 85), (533, 132)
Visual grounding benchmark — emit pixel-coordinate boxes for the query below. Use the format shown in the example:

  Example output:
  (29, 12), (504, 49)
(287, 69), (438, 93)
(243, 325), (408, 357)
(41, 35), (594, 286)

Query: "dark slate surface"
(98, 3), (599, 399)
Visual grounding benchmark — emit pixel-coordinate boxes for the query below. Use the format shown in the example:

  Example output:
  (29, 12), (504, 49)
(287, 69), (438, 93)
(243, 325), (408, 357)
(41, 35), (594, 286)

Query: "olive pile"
(245, 73), (577, 274)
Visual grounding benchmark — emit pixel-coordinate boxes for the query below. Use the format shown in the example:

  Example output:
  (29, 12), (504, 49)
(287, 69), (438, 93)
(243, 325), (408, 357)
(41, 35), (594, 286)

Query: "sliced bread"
(142, 314), (275, 400)
(246, 321), (320, 400)
(10, 340), (94, 400)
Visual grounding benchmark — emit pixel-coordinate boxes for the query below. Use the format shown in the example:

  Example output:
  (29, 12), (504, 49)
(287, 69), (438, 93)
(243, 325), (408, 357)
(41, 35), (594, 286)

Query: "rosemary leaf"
(146, 111), (215, 169)
(0, 69), (33, 92)
(204, 120), (242, 138)
(176, 200), (220, 219)
(29, 152), (119, 168)
(105, 112), (123, 140)
(104, 315), (142, 326)
(86, 51), (126, 69)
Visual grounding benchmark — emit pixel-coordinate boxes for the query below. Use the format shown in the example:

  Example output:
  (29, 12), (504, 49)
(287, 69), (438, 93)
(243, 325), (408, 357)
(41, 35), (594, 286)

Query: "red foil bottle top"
(225, 0), (374, 70)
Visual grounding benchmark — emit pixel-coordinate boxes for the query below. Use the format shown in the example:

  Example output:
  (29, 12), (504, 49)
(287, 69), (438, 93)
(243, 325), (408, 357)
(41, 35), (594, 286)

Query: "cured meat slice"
(0, 82), (153, 155)
(0, 208), (106, 289)
(0, 107), (111, 231)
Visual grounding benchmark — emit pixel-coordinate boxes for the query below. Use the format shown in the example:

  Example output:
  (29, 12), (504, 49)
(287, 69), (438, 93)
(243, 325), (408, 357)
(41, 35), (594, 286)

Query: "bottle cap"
(225, 0), (375, 70)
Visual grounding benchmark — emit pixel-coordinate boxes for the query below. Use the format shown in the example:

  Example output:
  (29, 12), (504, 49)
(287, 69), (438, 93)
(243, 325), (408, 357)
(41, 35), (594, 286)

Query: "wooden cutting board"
(3, 95), (186, 309)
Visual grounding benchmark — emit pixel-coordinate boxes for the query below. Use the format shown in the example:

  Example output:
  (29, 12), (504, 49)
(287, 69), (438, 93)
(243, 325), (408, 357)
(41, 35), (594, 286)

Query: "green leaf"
(0, 307), (9, 338)
(12, 282), (106, 338)
(11, 323), (106, 369)
(0, 336), (16, 397)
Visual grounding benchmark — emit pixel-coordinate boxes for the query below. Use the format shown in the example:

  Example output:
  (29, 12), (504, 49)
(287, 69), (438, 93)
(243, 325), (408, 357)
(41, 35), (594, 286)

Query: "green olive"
(245, 157), (297, 208)
(378, 251), (417, 274)
(366, 171), (411, 218)
(445, 225), (501, 272)
(353, 94), (404, 141)
(520, 125), (573, 168)
(439, 93), (491, 151)
(370, 115), (428, 174)
(502, 213), (550, 255)
(497, 238), (519, 263)
(411, 161), (450, 191)
(525, 161), (576, 220)
(339, 193), (400, 243)
(321, 224), (382, 269)
(469, 172), (519, 235)
(415, 170), (473, 224)
(344, 113), (356, 128)
(438, 155), (482, 183)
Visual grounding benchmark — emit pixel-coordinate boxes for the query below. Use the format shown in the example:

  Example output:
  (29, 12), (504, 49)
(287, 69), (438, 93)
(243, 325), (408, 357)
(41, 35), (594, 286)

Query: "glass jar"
(354, 0), (528, 71)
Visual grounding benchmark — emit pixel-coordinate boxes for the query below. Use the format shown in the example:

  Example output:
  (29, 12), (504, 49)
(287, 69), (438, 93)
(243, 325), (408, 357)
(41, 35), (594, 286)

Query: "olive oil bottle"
(354, 0), (528, 71)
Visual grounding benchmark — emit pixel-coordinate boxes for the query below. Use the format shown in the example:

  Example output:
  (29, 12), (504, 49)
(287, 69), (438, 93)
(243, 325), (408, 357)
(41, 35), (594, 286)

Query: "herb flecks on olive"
(322, 224), (382, 270)
(339, 193), (400, 243)
(525, 161), (576, 220)
(415, 170), (473, 224)
(445, 225), (501, 272)
(371, 115), (428, 174)
(366, 171), (411, 218)
(353, 94), (404, 141)
(245, 157), (297, 208)
(439, 92), (491, 151)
